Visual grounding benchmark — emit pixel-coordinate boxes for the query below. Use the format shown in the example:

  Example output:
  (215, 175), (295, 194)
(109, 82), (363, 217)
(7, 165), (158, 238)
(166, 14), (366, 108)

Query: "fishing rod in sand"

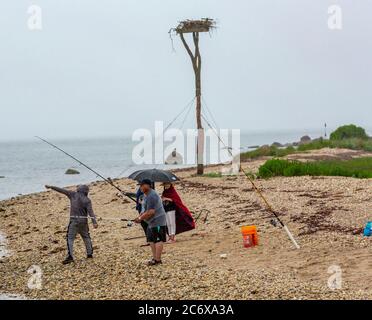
(201, 114), (300, 250)
(35, 136), (137, 203)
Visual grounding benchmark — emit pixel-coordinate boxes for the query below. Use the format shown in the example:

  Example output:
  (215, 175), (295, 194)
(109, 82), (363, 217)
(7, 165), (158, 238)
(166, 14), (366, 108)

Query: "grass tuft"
(202, 172), (223, 178)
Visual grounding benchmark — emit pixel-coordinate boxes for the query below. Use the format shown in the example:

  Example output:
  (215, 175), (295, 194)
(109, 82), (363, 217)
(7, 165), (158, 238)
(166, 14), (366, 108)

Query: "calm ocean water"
(0, 130), (322, 201)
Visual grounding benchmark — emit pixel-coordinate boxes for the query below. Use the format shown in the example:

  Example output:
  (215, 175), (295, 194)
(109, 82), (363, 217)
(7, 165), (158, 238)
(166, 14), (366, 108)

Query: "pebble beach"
(1, 148), (372, 300)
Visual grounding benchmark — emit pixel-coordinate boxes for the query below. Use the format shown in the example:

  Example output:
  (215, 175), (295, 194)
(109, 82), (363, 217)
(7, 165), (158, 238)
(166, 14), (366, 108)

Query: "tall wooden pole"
(180, 32), (204, 175)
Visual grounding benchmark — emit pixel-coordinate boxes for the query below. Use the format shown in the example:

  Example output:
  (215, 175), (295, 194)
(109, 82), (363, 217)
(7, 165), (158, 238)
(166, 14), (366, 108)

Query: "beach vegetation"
(330, 124), (369, 141)
(258, 157), (372, 179)
(241, 138), (372, 161)
(241, 125), (371, 161)
(202, 172), (222, 178)
(240, 145), (296, 160)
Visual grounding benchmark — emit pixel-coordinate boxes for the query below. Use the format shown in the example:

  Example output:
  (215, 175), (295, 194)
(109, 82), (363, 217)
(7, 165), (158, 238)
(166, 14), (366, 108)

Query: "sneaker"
(147, 259), (162, 266)
(62, 256), (74, 265)
(87, 254), (93, 259)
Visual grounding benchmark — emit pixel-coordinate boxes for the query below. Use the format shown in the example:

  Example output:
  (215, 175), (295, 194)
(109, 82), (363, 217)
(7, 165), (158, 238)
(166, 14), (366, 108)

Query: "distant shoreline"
(1, 130), (370, 201)
(0, 128), (344, 144)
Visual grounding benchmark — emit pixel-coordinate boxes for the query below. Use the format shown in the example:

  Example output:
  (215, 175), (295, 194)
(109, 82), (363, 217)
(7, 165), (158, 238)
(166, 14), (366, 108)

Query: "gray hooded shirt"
(50, 185), (97, 224)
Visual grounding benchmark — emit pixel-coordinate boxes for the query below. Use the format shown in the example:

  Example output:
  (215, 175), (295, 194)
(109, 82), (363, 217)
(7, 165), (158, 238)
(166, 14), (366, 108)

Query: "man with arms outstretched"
(45, 184), (98, 265)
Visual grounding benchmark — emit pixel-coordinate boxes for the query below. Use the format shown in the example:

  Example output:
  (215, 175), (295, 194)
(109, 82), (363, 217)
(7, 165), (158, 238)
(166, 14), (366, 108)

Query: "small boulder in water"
(65, 168), (80, 175)
(0, 176), (4, 179)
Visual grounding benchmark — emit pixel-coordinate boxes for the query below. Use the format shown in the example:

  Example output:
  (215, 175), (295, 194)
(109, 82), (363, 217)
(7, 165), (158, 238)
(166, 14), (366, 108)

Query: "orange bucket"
(240, 225), (258, 248)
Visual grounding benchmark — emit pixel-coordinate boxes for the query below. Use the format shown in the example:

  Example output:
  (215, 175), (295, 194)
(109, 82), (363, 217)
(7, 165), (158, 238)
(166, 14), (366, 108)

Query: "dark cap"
(138, 179), (153, 186)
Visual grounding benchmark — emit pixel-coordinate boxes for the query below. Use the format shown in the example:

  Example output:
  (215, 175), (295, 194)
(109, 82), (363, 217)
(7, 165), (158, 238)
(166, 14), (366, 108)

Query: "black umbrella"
(128, 168), (180, 183)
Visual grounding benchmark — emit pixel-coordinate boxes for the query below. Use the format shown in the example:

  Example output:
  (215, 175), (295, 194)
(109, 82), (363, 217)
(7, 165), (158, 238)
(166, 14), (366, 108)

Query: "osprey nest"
(173, 18), (216, 34)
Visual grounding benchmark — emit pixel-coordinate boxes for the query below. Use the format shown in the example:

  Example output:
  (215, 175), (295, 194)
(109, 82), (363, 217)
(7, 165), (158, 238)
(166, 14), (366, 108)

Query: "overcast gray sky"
(0, 0), (371, 141)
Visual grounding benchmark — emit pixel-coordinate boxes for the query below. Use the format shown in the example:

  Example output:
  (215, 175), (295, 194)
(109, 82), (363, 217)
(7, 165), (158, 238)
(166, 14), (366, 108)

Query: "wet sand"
(0, 293), (25, 300)
(0, 232), (25, 300)
(0, 148), (372, 299)
(0, 232), (8, 259)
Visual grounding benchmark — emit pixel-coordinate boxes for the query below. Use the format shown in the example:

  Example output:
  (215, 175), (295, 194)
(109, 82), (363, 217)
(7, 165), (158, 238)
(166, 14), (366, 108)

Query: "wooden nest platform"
(174, 18), (216, 34)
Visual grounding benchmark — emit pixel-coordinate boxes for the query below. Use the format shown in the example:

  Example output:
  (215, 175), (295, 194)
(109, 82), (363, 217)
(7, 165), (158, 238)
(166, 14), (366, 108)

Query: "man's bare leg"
(149, 242), (156, 260)
(155, 242), (164, 261)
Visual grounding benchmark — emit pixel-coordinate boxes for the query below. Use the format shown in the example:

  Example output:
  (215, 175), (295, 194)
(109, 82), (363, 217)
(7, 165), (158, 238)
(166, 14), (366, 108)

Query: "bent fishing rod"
(35, 136), (136, 203)
(201, 114), (300, 250)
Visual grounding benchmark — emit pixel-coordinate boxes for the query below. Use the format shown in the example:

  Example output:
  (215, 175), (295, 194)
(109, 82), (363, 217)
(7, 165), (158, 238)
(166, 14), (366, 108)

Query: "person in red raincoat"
(161, 183), (195, 243)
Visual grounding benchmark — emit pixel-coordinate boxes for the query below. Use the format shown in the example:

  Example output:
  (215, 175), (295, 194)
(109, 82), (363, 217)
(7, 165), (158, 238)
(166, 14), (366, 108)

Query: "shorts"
(140, 220), (148, 235)
(146, 226), (167, 243)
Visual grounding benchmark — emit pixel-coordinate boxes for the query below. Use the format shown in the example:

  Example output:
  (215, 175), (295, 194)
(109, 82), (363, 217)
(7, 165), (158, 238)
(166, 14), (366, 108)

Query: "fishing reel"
(121, 218), (134, 227)
(270, 218), (279, 227)
(127, 220), (133, 227)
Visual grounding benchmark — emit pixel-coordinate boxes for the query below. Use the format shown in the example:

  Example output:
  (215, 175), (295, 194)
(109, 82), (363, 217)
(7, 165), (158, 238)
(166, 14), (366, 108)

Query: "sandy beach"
(0, 232), (25, 299)
(0, 148), (372, 300)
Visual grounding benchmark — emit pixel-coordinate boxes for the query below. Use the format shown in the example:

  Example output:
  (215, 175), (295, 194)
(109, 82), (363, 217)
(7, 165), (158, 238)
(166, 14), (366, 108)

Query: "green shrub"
(297, 139), (330, 151)
(240, 137), (372, 160)
(202, 172), (222, 178)
(327, 138), (372, 151)
(330, 124), (368, 140)
(240, 145), (296, 160)
(258, 158), (372, 179)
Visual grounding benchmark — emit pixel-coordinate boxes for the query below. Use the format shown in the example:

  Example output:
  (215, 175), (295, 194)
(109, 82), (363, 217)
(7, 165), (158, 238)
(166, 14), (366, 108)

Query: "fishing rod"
(65, 215), (135, 227)
(35, 136), (137, 203)
(200, 113), (300, 249)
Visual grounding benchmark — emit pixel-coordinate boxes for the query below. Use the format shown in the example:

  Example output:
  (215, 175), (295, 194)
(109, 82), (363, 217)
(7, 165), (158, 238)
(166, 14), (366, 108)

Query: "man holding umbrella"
(134, 179), (167, 266)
